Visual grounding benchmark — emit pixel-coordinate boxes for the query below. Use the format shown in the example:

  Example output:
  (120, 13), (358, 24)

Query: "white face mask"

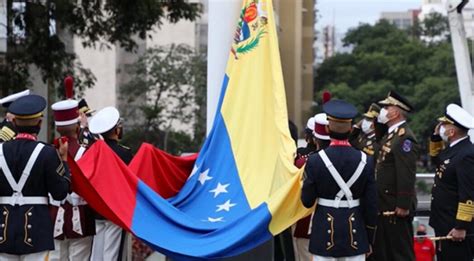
(439, 125), (449, 142)
(377, 108), (390, 124)
(361, 119), (373, 134)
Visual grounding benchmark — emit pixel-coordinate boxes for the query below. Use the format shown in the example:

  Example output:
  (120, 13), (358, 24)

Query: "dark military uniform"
(429, 137), (474, 260)
(105, 139), (133, 165)
(374, 121), (418, 261)
(0, 137), (70, 255)
(301, 100), (378, 259)
(0, 94), (71, 259)
(428, 103), (474, 261)
(350, 103), (380, 158)
(302, 143), (377, 258)
(0, 120), (17, 143)
(350, 128), (378, 158)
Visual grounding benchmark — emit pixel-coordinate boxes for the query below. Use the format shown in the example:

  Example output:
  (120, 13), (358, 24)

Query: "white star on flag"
(207, 217), (224, 222)
(216, 200), (237, 212)
(188, 165), (199, 180)
(209, 183), (230, 198)
(198, 169), (212, 185)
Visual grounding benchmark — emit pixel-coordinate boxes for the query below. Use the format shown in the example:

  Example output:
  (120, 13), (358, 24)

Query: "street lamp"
(445, 0), (474, 140)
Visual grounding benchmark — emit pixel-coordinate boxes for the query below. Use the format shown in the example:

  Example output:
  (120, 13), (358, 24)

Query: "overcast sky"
(317, 0), (422, 34)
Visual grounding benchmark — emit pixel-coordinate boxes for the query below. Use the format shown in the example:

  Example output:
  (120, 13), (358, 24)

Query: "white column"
(0, 0), (7, 54)
(206, 0), (241, 134)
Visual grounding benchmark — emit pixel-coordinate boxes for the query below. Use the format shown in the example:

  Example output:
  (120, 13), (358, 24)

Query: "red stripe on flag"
(71, 140), (137, 231)
(129, 143), (197, 199)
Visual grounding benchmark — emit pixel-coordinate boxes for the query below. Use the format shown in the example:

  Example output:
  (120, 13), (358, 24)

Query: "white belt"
(0, 194), (48, 206)
(66, 193), (88, 206)
(49, 193), (87, 207)
(52, 193), (86, 237)
(318, 198), (360, 208)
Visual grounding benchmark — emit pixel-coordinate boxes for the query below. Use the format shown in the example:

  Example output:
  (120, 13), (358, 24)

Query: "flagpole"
(206, 0), (241, 134)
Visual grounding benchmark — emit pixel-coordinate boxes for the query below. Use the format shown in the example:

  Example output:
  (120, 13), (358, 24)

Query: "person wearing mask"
(350, 103), (380, 158)
(413, 224), (435, 261)
(373, 91), (418, 261)
(429, 104), (474, 261)
(301, 99), (377, 261)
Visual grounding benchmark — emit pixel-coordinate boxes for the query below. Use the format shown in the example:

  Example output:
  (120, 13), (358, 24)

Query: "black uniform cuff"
(62, 161), (71, 181)
(431, 134), (442, 142)
(366, 225), (377, 245)
(455, 220), (470, 230)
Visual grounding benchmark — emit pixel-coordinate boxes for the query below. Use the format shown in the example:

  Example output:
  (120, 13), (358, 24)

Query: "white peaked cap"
(0, 89), (31, 107)
(89, 106), (120, 134)
(439, 104), (474, 129)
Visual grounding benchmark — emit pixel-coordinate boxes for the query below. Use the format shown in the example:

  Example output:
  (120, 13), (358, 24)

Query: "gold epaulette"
(429, 140), (444, 157)
(0, 126), (16, 141)
(456, 200), (474, 222)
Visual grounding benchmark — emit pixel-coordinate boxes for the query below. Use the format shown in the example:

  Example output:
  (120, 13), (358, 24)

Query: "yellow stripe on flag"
(220, 0), (312, 235)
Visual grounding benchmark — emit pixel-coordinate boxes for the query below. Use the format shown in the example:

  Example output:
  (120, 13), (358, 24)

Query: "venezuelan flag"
(73, 0), (311, 259)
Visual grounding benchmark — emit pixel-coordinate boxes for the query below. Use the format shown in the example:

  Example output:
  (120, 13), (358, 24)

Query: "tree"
(417, 13), (450, 43)
(0, 0), (201, 95)
(314, 17), (463, 159)
(120, 44), (206, 155)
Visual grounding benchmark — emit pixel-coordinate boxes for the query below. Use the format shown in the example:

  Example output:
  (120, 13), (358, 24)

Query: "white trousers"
(0, 251), (48, 261)
(90, 220), (122, 261)
(313, 254), (365, 261)
(48, 237), (93, 261)
(293, 237), (312, 261)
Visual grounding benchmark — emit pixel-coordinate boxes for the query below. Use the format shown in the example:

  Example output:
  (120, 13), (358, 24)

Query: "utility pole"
(446, 0), (474, 140)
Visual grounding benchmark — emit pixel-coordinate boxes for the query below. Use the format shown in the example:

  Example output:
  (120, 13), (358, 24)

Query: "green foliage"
(416, 180), (430, 194)
(0, 0), (201, 96)
(315, 15), (463, 151)
(120, 44), (206, 155)
(415, 13), (450, 42)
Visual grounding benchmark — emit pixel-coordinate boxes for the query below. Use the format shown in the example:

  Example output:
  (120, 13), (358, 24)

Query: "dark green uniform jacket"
(376, 122), (418, 212)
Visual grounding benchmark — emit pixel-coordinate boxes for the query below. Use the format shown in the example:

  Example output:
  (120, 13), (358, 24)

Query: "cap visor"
(437, 116), (454, 124)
